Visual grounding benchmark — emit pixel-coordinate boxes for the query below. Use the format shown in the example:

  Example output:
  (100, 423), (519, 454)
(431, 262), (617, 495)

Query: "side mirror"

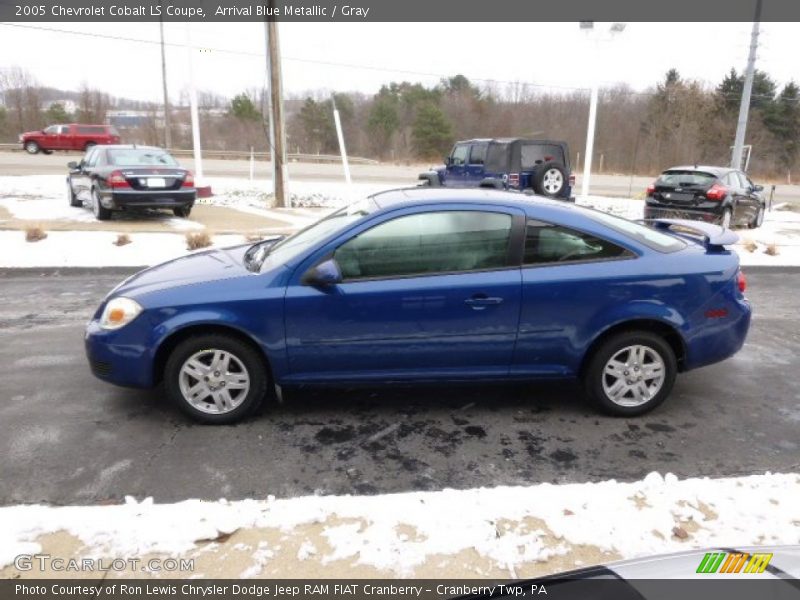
(67, 161), (79, 171)
(753, 184), (764, 192)
(302, 258), (342, 287)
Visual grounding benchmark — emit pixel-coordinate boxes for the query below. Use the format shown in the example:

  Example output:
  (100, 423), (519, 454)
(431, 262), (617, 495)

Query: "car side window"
(59, 126), (70, 134)
(468, 143), (488, 165)
(335, 211), (513, 280)
(521, 144), (563, 170)
(524, 220), (632, 265)
(44, 125), (58, 135)
(450, 144), (469, 166)
(737, 172), (752, 189)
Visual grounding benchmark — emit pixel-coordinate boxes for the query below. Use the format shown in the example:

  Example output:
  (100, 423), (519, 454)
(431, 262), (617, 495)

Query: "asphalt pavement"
(0, 267), (798, 506)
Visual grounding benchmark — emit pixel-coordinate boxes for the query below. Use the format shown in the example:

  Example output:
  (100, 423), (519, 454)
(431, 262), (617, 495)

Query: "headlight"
(99, 297), (143, 330)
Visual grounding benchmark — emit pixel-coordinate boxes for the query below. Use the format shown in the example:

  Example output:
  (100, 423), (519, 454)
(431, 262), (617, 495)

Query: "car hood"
(109, 244), (254, 300)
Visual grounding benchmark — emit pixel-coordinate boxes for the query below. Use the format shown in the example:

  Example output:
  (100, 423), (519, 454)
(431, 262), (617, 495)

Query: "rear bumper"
(683, 296), (752, 371)
(644, 205), (722, 223)
(99, 188), (196, 210)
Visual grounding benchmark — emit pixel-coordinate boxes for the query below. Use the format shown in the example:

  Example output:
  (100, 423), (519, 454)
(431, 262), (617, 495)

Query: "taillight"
(108, 170), (130, 188)
(706, 183), (727, 201)
(568, 173), (576, 186)
(182, 171), (195, 188)
(737, 271), (747, 293)
(508, 173), (520, 188)
(646, 183), (655, 197)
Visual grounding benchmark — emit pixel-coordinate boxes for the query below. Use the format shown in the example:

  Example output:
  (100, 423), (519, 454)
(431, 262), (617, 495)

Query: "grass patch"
(765, 242), (780, 256)
(186, 230), (213, 250)
(24, 225), (47, 242)
(113, 234), (132, 247)
(742, 239), (758, 253)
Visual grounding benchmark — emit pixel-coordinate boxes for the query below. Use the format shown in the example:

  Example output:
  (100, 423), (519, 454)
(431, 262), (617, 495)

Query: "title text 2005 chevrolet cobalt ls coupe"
(85, 188), (751, 424)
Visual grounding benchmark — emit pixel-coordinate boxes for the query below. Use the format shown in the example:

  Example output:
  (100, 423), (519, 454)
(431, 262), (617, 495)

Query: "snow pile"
(1, 472), (797, 575)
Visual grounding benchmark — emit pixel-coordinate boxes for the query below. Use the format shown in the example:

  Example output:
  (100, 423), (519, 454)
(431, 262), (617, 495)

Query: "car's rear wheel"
(67, 180), (81, 207)
(173, 206), (192, 218)
(24, 141), (40, 154)
(749, 206), (765, 229)
(91, 188), (112, 220)
(719, 208), (733, 229)
(583, 331), (677, 417)
(164, 334), (267, 424)
(533, 162), (566, 198)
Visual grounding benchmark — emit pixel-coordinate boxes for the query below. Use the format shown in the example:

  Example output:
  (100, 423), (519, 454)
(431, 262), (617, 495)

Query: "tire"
(583, 330), (677, 417)
(173, 206), (192, 218)
(719, 208), (733, 229)
(532, 162), (567, 198)
(748, 206), (765, 229)
(84, 142), (97, 151)
(67, 179), (81, 207)
(164, 333), (268, 424)
(91, 188), (112, 221)
(42, 149), (53, 155)
(24, 141), (40, 154)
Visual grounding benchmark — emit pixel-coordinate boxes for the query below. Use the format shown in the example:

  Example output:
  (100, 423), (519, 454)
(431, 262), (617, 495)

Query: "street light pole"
(158, 1), (171, 149)
(731, 0), (762, 170)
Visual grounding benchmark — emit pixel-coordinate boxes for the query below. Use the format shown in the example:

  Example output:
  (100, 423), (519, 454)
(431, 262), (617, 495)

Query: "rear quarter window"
(77, 126), (106, 135)
(521, 144), (565, 170)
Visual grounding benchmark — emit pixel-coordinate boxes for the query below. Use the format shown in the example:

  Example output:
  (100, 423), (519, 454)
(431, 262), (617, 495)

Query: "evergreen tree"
(412, 102), (453, 158)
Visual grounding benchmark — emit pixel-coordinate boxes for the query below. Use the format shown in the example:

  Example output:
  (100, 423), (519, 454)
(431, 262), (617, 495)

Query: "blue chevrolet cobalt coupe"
(85, 188), (751, 424)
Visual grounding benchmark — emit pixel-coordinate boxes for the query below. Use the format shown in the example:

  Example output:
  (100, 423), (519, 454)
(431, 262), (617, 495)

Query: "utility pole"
(265, 1), (288, 207)
(185, 23), (203, 180)
(731, 0), (762, 170)
(158, 1), (171, 149)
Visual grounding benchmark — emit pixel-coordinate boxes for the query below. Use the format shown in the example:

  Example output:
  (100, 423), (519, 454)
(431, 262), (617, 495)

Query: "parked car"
(67, 145), (196, 220)
(20, 123), (120, 154)
(644, 165), (766, 229)
(418, 138), (575, 200)
(85, 188), (750, 424)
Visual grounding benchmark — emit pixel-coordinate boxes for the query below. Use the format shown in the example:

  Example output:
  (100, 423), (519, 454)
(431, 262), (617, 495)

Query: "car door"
(283, 206), (525, 383)
(737, 171), (761, 223)
(723, 171), (747, 224)
(54, 125), (71, 150)
(40, 125), (60, 151)
(441, 143), (470, 187)
(464, 142), (488, 186)
(72, 146), (99, 201)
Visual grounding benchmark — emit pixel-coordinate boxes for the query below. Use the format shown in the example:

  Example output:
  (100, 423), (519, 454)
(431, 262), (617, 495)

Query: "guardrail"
(0, 143), (379, 165)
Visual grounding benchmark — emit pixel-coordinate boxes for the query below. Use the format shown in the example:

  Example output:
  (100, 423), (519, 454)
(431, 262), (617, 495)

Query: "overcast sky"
(0, 21), (798, 102)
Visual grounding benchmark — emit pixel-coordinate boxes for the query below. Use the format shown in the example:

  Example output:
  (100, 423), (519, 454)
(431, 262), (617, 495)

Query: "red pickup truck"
(19, 124), (121, 154)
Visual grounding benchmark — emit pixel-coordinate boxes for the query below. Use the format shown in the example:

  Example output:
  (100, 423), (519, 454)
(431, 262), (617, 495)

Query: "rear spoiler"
(643, 218), (739, 249)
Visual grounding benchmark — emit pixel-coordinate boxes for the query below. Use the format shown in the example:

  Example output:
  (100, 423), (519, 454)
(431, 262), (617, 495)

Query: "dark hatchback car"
(419, 138), (575, 200)
(67, 145), (196, 220)
(644, 165), (765, 229)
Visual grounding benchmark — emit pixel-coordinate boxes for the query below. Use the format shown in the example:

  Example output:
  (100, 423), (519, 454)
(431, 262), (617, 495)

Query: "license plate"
(147, 178), (166, 188)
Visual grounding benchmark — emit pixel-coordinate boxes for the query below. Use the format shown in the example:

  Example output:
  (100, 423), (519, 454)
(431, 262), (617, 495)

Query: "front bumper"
(85, 319), (155, 388)
(98, 189), (196, 210)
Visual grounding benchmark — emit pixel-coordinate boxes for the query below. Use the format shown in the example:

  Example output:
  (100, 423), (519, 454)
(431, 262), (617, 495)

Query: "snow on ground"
(0, 231), (250, 268)
(2, 175), (800, 267)
(0, 472), (797, 576)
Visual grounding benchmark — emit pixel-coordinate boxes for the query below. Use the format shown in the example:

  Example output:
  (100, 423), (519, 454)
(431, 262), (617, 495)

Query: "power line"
(0, 21), (797, 103)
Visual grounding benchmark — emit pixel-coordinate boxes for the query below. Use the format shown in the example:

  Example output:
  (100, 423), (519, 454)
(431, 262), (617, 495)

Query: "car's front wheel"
(164, 334), (267, 424)
(67, 180), (81, 207)
(749, 206), (765, 229)
(173, 206), (192, 218)
(583, 331), (677, 417)
(24, 141), (40, 154)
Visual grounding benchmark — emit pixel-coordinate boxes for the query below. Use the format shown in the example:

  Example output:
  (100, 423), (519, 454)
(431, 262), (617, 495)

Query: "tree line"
(2, 66), (799, 179)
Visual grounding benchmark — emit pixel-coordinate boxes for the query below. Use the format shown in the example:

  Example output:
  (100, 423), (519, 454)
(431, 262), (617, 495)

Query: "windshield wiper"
(243, 235), (286, 272)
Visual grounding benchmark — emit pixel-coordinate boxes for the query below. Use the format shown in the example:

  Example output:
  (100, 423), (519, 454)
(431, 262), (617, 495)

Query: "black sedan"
(644, 165), (765, 229)
(67, 145), (196, 220)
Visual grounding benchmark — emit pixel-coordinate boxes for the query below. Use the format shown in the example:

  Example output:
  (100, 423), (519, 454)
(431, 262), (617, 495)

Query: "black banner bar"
(1, 0), (799, 22)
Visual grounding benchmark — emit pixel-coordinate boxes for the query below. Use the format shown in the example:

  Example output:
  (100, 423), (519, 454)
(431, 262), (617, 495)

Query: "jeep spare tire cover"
(533, 162), (567, 197)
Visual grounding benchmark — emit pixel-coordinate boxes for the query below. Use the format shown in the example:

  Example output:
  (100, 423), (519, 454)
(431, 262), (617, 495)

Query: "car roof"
(663, 165), (734, 176)
(457, 138), (565, 145)
(369, 186), (568, 214)
(94, 145), (166, 151)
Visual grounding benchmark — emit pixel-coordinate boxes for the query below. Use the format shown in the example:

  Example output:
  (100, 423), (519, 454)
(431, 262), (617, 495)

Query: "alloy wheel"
(542, 168), (563, 194)
(178, 349), (251, 415)
(601, 344), (666, 407)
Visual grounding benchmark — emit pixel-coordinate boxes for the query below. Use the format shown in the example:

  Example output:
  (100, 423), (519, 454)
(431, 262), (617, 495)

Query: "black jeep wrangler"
(418, 138), (574, 200)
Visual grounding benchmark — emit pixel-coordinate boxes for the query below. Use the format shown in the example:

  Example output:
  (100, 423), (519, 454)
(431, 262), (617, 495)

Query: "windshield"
(657, 170), (717, 187)
(107, 149), (178, 167)
(257, 198), (377, 270)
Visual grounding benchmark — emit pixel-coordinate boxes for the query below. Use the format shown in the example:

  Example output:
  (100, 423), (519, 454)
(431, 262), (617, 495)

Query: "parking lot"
(1, 266), (798, 506)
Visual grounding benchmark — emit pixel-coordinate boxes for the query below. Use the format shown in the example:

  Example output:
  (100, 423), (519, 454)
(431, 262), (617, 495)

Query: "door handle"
(464, 296), (503, 309)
